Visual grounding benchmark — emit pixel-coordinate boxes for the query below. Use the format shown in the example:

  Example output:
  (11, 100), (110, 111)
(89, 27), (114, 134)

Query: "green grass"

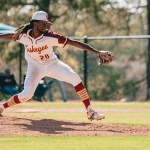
(12, 101), (150, 109)
(0, 136), (150, 150)
(1, 101), (150, 150)
(6, 101), (150, 126)
(8, 111), (150, 126)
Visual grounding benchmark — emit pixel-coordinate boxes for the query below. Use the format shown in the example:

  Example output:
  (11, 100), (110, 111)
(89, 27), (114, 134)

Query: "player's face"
(36, 21), (49, 33)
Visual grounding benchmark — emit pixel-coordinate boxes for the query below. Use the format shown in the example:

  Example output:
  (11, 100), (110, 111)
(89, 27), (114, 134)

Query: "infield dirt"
(0, 114), (150, 136)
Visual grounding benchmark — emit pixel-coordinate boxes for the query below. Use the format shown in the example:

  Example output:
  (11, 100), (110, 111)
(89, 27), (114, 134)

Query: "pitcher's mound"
(0, 116), (150, 136)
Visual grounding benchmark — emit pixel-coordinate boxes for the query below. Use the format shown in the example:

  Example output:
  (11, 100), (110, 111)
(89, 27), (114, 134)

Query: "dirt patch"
(0, 115), (150, 136)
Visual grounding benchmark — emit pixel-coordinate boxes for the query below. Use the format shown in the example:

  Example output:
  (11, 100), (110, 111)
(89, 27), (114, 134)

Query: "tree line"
(0, 0), (149, 101)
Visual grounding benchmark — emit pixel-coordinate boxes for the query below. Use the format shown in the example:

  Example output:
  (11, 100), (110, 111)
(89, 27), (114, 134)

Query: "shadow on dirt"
(1, 116), (150, 136)
(14, 117), (92, 135)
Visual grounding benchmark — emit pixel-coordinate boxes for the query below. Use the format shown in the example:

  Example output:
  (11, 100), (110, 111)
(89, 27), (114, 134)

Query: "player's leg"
(46, 60), (105, 121)
(0, 63), (44, 113)
(46, 61), (90, 107)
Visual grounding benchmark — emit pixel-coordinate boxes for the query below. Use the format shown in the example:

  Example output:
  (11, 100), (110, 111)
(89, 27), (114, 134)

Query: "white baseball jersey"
(17, 29), (68, 64)
(16, 29), (82, 102)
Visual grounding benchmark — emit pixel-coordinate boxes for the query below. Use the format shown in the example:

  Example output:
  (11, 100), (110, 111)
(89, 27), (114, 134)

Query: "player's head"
(30, 11), (52, 33)
(30, 11), (52, 24)
(13, 11), (51, 40)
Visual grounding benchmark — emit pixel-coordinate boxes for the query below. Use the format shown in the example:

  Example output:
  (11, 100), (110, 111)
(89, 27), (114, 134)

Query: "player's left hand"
(97, 50), (115, 67)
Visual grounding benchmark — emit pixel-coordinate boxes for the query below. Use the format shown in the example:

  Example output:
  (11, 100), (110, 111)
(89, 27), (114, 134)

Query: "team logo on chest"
(25, 45), (48, 54)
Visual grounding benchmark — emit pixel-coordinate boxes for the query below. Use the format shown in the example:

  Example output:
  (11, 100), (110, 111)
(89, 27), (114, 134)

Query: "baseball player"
(0, 11), (114, 121)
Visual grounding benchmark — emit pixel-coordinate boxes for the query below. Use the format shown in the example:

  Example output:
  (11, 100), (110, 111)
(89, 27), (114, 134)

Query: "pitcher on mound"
(0, 11), (114, 121)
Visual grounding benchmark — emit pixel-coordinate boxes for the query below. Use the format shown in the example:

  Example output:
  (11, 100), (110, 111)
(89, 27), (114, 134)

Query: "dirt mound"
(0, 116), (150, 136)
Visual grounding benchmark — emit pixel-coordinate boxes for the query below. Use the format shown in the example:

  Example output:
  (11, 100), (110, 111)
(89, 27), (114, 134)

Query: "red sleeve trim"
(63, 37), (68, 48)
(45, 30), (68, 47)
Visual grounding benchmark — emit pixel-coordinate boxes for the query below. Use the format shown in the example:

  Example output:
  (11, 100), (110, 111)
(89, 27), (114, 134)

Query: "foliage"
(89, 65), (138, 100)
(0, 0), (148, 100)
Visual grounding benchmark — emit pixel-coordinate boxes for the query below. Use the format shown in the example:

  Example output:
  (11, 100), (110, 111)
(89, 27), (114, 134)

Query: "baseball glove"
(97, 51), (114, 67)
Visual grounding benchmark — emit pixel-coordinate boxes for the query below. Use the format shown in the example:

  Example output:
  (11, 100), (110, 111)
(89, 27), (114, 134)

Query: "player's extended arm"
(67, 38), (115, 66)
(0, 33), (14, 40)
(67, 38), (100, 55)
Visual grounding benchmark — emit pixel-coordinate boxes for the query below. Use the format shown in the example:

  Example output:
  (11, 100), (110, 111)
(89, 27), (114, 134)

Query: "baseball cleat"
(87, 108), (105, 121)
(0, 104), (4, 114)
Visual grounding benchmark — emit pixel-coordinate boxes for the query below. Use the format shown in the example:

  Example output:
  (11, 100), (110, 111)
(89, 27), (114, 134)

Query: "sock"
(3, 95), (21, 109)
(74, 82), (90, 109)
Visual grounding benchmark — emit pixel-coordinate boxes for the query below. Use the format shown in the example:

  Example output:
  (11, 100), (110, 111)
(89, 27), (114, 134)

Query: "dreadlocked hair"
(13, 21), (35, 40)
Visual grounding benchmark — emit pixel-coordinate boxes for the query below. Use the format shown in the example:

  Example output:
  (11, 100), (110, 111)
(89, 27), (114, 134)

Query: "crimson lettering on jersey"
(26, 45), (48, 54)
(17, 29), (68, 64)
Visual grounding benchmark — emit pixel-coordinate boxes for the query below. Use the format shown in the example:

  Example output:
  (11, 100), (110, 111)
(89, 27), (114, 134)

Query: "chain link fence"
(0, 35), (149, 101)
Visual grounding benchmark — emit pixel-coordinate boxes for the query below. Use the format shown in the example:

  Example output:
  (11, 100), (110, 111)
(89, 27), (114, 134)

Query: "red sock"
(3, 95), (21, 109)
(74, 82), (90, 109)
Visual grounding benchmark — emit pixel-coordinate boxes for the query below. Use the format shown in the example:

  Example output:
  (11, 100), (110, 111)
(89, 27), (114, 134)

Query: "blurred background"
(0, 0), (149, 102)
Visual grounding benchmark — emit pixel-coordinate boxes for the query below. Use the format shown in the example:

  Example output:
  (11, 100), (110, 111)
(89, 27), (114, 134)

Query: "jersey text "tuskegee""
(17, 29), (68, 64)
(26, 45), (48, 54)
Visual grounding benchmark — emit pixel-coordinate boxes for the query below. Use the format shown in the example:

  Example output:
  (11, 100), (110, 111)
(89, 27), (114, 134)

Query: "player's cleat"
(0, 104), (4, 114)
(87, 108), (105, 121)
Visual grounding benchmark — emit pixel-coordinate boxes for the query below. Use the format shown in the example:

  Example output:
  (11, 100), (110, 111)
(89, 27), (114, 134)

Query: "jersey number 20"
(40, 54), (50, 60)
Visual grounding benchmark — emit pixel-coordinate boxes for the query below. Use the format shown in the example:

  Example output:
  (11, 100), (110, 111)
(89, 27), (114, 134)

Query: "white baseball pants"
(18, 60), (82, 102)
